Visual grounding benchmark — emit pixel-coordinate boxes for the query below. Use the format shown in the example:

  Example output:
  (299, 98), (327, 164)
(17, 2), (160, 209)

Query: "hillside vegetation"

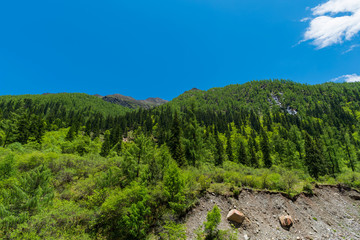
(0, 93), (130, 117)
(0, 80), (359, 239)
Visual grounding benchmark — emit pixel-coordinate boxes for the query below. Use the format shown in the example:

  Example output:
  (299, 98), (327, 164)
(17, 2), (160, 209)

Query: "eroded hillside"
(185, 185), (360, 240)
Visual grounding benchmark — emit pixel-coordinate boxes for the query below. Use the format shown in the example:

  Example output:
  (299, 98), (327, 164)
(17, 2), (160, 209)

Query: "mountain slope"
(186, 186), (360, 240)
(0, 93), (130, 116)
(170, 79), (360, 114)
(0, 79), (360, 240)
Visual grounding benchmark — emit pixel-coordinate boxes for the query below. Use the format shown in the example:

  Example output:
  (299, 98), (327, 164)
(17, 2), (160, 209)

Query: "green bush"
(302, 182), (314, 195)
(204, 205), (221, 239)
(159, 221), (187, 240)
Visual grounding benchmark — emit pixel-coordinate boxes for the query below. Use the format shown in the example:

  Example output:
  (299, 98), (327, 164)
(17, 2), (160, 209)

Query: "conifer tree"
(110, 126), (122, 148)
(16, 113), (30, 144)
(261, 128), (272, 168)
(164, 160), (185, 214)
(226, 128), (234, 161)
(169, 112), (186, 166)
(214, 130), (224, 166)
(248, 137), (259, 168)
(65, 125), (76, 141)
(344, 132), (356, 172)
(304, 132), (324, 179)
(100, 130), (111, 157)
(237, 140), (248, 165)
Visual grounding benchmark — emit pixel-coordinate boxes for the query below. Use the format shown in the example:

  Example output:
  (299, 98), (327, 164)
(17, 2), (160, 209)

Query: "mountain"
(169, 79), (360, 121)
(1, 80), (360, 240)
(102, 94), (168, 109)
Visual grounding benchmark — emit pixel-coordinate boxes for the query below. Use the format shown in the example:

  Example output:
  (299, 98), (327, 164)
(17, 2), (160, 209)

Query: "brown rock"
(226, 209), (245, 224)
(279, 215), (293, 230)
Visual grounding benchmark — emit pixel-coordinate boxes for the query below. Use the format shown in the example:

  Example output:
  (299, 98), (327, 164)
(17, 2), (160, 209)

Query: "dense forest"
(0, 80), (359, 239)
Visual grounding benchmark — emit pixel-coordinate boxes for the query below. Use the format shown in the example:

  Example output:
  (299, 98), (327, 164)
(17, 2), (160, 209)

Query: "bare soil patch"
(185, 185), (360, 240)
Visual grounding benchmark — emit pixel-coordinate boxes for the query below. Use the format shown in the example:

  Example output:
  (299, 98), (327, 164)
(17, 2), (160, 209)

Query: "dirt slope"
(185, 186), (360, 240)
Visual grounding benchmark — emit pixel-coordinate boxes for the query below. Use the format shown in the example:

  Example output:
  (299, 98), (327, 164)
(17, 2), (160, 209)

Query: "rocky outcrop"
(102, 94), (168, 109)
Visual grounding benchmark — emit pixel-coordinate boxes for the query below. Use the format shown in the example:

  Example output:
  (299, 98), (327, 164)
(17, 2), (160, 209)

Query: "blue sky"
(0, 0), (359, 100)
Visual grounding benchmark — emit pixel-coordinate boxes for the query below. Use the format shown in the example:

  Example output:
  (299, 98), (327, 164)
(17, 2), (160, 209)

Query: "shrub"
(204, 205), (221, 239)
(159, 221), (187, 240)
(302, 182), (314, 195)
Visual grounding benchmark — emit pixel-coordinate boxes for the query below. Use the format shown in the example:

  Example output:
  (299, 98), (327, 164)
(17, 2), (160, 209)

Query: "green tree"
(16, 113), (30, 144)
(214, 130), (224, 166)
(204, 205), (221, 239)
(260, 129), (272, 168)
(237, 140), (248, 165)
(226, 129), (234, 162)
(100, 130), (111, 157)
(169, 112), (186, 166)
(248, 136), (258, 168)
(163, 160), (186, 214)
(98, 182), (151, 240)
(65, 125), (76, 142)
(304, 132), (324, 179)
(344, 132), (356, 172)
(0, 166), (53, 235)
(159, 222), (187, 240)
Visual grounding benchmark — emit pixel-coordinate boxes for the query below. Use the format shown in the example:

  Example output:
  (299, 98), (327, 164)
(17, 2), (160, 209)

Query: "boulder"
(279, 215), (293, 229)
(226, 209), (245, 224)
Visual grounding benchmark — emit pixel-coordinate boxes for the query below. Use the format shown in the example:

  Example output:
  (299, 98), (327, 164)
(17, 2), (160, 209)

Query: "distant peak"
(105, 94), (136, 101)
(190, 88), (201, 91)
(144, 97), (168, 104)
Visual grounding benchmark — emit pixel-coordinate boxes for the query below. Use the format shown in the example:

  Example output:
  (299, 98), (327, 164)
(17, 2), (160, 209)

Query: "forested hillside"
(0, 93), (130, 117)
(0, 80), (359, 239)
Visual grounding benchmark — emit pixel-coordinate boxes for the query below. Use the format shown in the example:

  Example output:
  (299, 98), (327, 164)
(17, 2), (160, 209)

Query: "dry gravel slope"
(185, 186), (360, 240)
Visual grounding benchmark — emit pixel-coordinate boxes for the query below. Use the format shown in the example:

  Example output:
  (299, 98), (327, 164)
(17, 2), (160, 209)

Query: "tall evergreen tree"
(16, 113), (30, 144)
(304, 132), (324, 179)
(100, 130), (112, 157)
(260, 128), (272, 168)
(237, 140), (248, 165)
(65, 125), (76, 142)
(169, 112), (186, 166)
(248, 136), (258, 168)
(214, 130), (224, 166)
(226, 128), (234, 162)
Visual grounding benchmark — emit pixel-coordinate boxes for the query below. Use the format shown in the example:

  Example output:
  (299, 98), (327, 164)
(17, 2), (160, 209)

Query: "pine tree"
(214, 130), (224, 166)
(344, 132), (356, 172)
(304, 132), (324, 179)
(100, 130), (112, 157)
(110, 126), (122, 148)
(226, 129), (234, 161)
(163, 160), (185, 214)
(16, 113), (30, 144)
(237, 140), (248, 165)
(169, 112), (186, 166)
(248, 137), (258, 168)
(261, 128), (272, 168)
(65, 125), (76, 141)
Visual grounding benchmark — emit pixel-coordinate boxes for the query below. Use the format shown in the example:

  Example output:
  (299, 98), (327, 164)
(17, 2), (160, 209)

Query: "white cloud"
(304, 0), (360, 49)
(331, 74), (360, 82)
(300, 17), (310, 22)
(342, 44), (360, 53)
